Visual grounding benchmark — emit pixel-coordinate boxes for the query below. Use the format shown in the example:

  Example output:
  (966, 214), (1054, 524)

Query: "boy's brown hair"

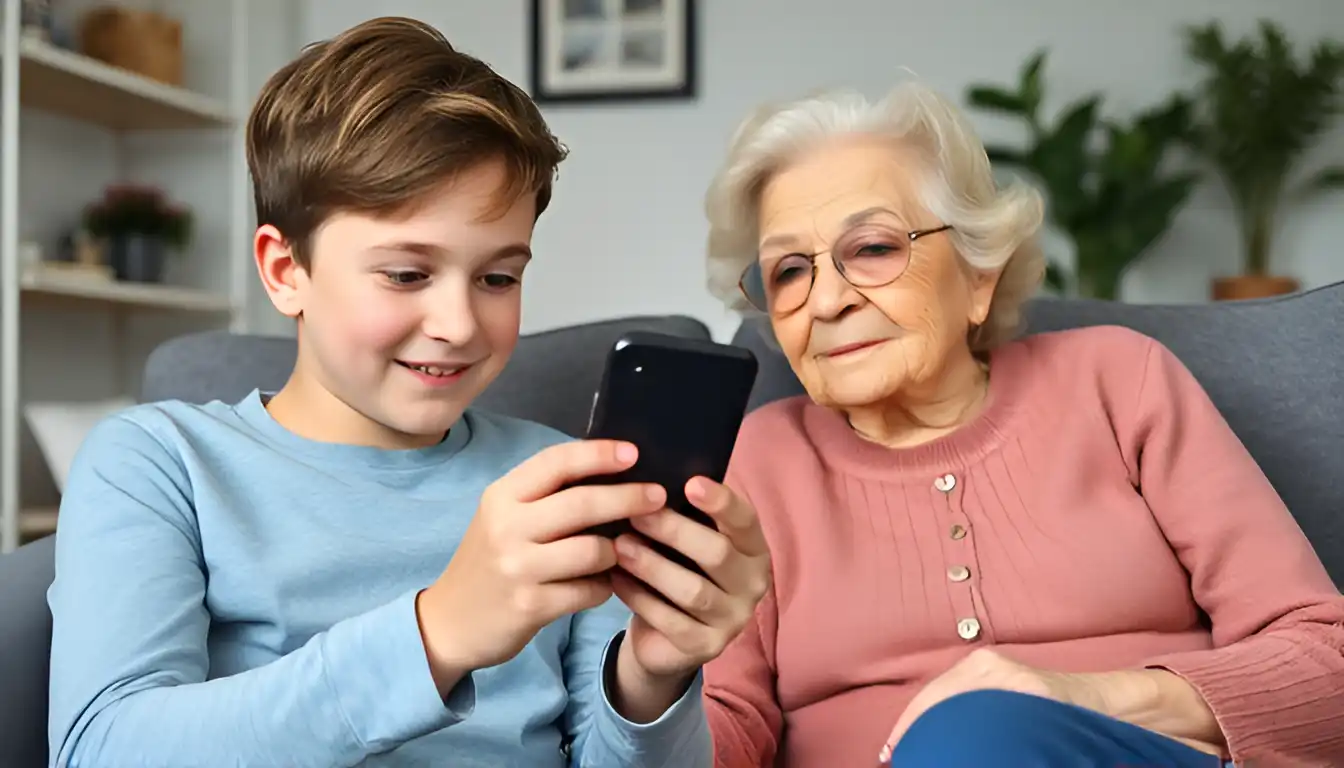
(246, 17), (566, 268)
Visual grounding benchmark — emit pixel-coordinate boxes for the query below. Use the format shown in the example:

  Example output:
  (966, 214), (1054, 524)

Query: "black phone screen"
(581, 331), (758, 576)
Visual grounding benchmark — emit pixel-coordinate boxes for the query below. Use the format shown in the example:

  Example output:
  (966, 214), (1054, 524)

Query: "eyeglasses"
(738, 224), (953, 314)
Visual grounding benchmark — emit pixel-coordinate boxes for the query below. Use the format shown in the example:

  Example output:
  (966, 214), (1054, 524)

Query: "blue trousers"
(889, 689), (1228, 767)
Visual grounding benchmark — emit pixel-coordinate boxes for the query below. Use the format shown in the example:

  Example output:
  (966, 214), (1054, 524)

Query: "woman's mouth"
(823, 339), (886, 358)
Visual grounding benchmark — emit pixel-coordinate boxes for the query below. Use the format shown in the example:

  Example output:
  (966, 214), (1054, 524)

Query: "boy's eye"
(382, 270), (427, 285)
(480, 273), (520, 290)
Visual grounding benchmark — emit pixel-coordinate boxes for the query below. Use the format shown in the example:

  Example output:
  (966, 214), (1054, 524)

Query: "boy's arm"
(561, 596), (712, 767)
(48, 415), (466, 768)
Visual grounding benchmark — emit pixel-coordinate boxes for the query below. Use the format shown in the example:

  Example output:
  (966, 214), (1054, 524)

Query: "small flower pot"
(108, 235), (166, 284)
(1211, 275), (1299, 302)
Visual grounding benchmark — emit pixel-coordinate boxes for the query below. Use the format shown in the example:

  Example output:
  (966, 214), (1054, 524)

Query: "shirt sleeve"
(1126, 338), (1344, 766)
(47, 415), (468, 768)
(561, 595), (712, 767)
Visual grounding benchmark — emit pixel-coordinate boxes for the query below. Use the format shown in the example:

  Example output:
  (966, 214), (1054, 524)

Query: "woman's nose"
(807, 257), (863, 320)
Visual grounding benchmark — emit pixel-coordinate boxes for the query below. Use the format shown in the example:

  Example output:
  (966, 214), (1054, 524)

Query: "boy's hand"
(415, 440), (664, 696)
(608, 478), (771, 721)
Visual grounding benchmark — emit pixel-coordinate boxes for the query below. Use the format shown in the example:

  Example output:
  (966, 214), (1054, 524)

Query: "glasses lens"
(739, 262), (770, 310)
(743, 255), (813, 313)
(836, 232), (911, 287)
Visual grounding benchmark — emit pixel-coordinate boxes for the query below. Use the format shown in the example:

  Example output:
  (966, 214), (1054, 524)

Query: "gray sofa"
(3, 285), (1342, 766)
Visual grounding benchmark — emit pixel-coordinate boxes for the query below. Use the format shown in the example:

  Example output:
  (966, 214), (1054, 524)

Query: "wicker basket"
(79, 6), (183, 87)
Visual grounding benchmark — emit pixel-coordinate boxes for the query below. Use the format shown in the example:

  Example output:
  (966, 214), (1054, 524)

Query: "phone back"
(585, 332), (758, 539)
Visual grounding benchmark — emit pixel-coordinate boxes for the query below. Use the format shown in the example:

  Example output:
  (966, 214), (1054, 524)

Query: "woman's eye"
(771, 255), (811, 285)
(854, 243), (898, 258)
(383, 270), (428, 285)
(479, 273), (520, 290)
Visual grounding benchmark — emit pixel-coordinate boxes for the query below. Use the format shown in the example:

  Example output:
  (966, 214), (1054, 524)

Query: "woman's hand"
(880, 649), (1226, 763)
(879, 649), (1075, 761)
(607, 477), (772, 722)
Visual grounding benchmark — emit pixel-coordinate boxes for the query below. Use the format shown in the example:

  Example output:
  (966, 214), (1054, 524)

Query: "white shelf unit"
(0, 0), (254, 553)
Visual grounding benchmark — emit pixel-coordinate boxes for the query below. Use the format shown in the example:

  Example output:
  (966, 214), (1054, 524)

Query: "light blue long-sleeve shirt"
(47, 390), (711, 767)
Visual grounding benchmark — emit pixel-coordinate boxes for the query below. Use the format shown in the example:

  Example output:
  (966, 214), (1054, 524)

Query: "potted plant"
(1182, 21), (1344, 301)
(82, 185), (192, 284)
(965, 51), (1200, 301)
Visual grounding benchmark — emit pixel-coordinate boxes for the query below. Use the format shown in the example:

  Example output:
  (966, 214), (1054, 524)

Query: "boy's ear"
(254, 224), (306, 319)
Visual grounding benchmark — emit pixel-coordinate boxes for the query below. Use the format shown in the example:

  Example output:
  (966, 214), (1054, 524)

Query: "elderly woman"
(697, 83), (1344, 768)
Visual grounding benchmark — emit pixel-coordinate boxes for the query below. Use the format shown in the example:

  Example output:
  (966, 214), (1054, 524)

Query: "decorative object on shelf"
(20, 237), (114, 285)
(72, 228), (103, 269)
(966, 51), (1199, 301)
(79, 5), (183, 87)
(1183, 20), (1344, 302)
(82, 185), (193, 284)
(21, 0), (54, 41)
(530, 0), (695, 103)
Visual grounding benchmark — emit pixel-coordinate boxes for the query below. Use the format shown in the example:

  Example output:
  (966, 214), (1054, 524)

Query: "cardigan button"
(934, 473), (956, 492)
(950, 524), (967, 540)
(948, 565), (970, 582)
(957, 617), (981, 640)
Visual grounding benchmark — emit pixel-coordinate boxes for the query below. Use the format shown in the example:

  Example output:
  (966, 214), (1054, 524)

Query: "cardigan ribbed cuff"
(1145, 633), (1344, 764)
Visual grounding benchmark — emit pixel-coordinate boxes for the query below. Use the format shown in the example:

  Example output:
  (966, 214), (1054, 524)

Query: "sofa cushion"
(0, 535), (54, 767)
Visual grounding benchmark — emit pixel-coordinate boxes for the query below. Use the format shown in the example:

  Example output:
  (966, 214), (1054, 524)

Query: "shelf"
(14, 36), (233, 130)
(21, 272), (233, 312)
(20, 507), (57, 538)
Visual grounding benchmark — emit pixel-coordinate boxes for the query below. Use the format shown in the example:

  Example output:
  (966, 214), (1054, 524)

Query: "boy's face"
(257, 158), (535, 448)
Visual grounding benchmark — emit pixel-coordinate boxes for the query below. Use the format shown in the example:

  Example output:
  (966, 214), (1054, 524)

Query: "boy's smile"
(256, 157), (538, 450)
(393, 359), (474, 387)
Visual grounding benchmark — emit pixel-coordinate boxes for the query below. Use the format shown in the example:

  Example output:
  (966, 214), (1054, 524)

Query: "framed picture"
(530, 0), (696, 104)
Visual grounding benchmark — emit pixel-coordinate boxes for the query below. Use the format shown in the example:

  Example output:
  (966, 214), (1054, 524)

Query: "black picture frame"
(529, 0), (697, 104)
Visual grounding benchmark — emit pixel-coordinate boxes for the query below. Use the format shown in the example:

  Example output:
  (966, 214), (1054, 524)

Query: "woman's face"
(756, 136), (997, 411)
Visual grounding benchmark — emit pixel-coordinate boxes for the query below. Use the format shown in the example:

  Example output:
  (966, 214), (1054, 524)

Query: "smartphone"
(580, 331), (758, 576)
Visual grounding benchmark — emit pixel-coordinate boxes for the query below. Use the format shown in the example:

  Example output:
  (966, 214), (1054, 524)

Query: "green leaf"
(984, 146), (1026, 166)
(1020, 50), (1047, 119)
(1297, 166), (1344, 196)
(1043, 261), (1068, 293)
(1030, 96), (1100, 228)
(1120, 173), (1200, 259)
(966, 86), (1026, 115)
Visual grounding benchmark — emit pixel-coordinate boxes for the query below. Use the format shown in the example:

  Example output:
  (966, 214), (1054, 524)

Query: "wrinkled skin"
(756, 135), (1001, 445)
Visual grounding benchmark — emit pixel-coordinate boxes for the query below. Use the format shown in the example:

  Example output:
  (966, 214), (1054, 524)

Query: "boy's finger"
(504, 439), (639, 501)
(528, 535), (619, 581)
(530, 482), (666, 541)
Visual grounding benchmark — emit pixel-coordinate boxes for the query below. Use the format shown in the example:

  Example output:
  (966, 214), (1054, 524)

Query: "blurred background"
(0, 0), (1340, 550)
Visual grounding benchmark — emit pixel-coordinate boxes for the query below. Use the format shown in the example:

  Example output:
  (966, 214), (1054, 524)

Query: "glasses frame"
(738, 224), (953, 313)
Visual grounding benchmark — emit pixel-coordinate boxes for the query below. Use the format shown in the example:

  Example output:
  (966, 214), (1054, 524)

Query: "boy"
(46, 17), (770, 767)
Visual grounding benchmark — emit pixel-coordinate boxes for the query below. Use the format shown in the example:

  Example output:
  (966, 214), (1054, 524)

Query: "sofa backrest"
(730, 282), (1344, 585)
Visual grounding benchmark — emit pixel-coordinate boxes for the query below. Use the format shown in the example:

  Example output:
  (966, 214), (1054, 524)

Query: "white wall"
(296, 0), (1344, 342)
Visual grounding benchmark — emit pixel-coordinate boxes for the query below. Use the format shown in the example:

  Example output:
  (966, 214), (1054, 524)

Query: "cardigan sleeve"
(703, 587), (784, 767)
(1127, 338), (1344, 766)
(702, 473), (786, 768)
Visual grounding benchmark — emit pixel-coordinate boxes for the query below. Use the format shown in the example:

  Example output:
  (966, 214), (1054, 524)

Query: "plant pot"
(1211, 275), (1299, 301)
(108, 235), (167, 283)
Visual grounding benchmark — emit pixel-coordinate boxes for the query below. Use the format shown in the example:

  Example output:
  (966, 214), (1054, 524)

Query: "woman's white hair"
(704, 81), (1046, 352)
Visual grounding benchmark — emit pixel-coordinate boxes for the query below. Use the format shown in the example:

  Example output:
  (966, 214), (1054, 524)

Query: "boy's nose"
(421, 293), (479, 347)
